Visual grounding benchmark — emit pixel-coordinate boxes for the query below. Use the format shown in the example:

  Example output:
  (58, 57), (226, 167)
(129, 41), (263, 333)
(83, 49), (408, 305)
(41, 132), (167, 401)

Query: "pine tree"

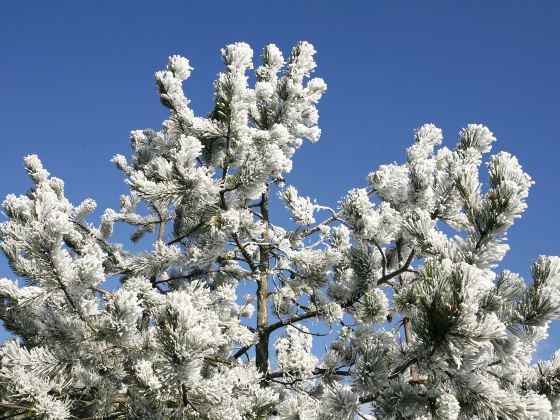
(1, 41), (559, 419)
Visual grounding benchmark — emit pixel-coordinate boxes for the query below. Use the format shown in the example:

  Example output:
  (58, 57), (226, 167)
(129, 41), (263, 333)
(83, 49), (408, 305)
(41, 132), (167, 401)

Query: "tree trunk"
(255, 187), (270, 383)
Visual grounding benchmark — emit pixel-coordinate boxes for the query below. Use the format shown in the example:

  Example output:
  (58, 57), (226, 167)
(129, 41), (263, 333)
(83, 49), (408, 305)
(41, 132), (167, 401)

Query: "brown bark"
(403, 317), (420, 381)
(255, 187), (270, 382)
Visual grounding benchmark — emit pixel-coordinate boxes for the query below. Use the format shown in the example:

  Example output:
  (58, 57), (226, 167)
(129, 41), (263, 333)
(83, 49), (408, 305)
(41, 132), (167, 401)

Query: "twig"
(0, 402), (32, 412)
(181, 384), (199, 413)
(373, 241), (387, 278)
(167, 220), (205, 245)
(89, 285), (112, 299)
(233, 233), (258, 272)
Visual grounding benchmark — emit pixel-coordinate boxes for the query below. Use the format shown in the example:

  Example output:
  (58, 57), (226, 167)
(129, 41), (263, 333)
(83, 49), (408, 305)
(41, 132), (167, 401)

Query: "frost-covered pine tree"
(1, 41), (560, 420)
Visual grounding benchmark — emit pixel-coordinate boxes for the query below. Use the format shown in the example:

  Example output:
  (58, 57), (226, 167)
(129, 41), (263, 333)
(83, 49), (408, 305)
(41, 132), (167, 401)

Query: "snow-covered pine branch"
(0, 42), (558, 419)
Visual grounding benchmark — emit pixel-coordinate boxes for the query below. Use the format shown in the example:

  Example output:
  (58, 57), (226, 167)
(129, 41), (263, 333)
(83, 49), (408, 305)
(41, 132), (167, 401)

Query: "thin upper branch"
(264, 249), (415, 335)
(374, 241), (387, 278)
(89, 285), (112, 299)
(300, 189), (375, 239)
(166, 220), (205, 245)
(233, 233), (258, 272)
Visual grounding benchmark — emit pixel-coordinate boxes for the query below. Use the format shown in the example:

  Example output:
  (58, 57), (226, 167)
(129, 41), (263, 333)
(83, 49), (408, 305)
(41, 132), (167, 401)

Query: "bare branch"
(267, 367), (351, 380)
(89, 285), (112, 299)
(167, 220), (205, 246)
(233, 233), (258, 272)
(0, 402), (33, 413)
(388, 357), (418, 380)
(181, 383), (199, 413)
(157, 212), (167, 242)
(289, 322), (332, 337)
(233, 344), (251, 360)
(373, 241), (387, 278)
(300, 211), (341, 239)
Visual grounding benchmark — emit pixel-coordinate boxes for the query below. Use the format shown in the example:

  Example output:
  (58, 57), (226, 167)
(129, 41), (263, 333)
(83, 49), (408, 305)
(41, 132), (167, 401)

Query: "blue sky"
(0, 1), (559, 359)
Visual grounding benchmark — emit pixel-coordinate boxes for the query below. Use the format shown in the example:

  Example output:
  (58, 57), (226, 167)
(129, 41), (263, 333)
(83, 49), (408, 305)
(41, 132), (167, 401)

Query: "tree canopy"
(1, 41), (559, 420)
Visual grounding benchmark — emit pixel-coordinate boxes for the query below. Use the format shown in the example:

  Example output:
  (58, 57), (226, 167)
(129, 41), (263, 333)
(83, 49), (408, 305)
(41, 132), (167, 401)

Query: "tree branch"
(166, 220), (205, 245)
(233, 233), (258, 272)
(373, 241), (387, 278)
(181, 383), (199, 413)
(300, 211), (342, 239)
(0, 402), (33, 413)
(300, 189), (376, 239)
(89, 285), (112, 299)
(264, 250), (415, 336)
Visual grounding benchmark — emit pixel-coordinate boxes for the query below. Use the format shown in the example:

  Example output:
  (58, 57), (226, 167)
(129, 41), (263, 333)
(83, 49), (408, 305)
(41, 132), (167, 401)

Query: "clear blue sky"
(1, 1), (559, 359)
